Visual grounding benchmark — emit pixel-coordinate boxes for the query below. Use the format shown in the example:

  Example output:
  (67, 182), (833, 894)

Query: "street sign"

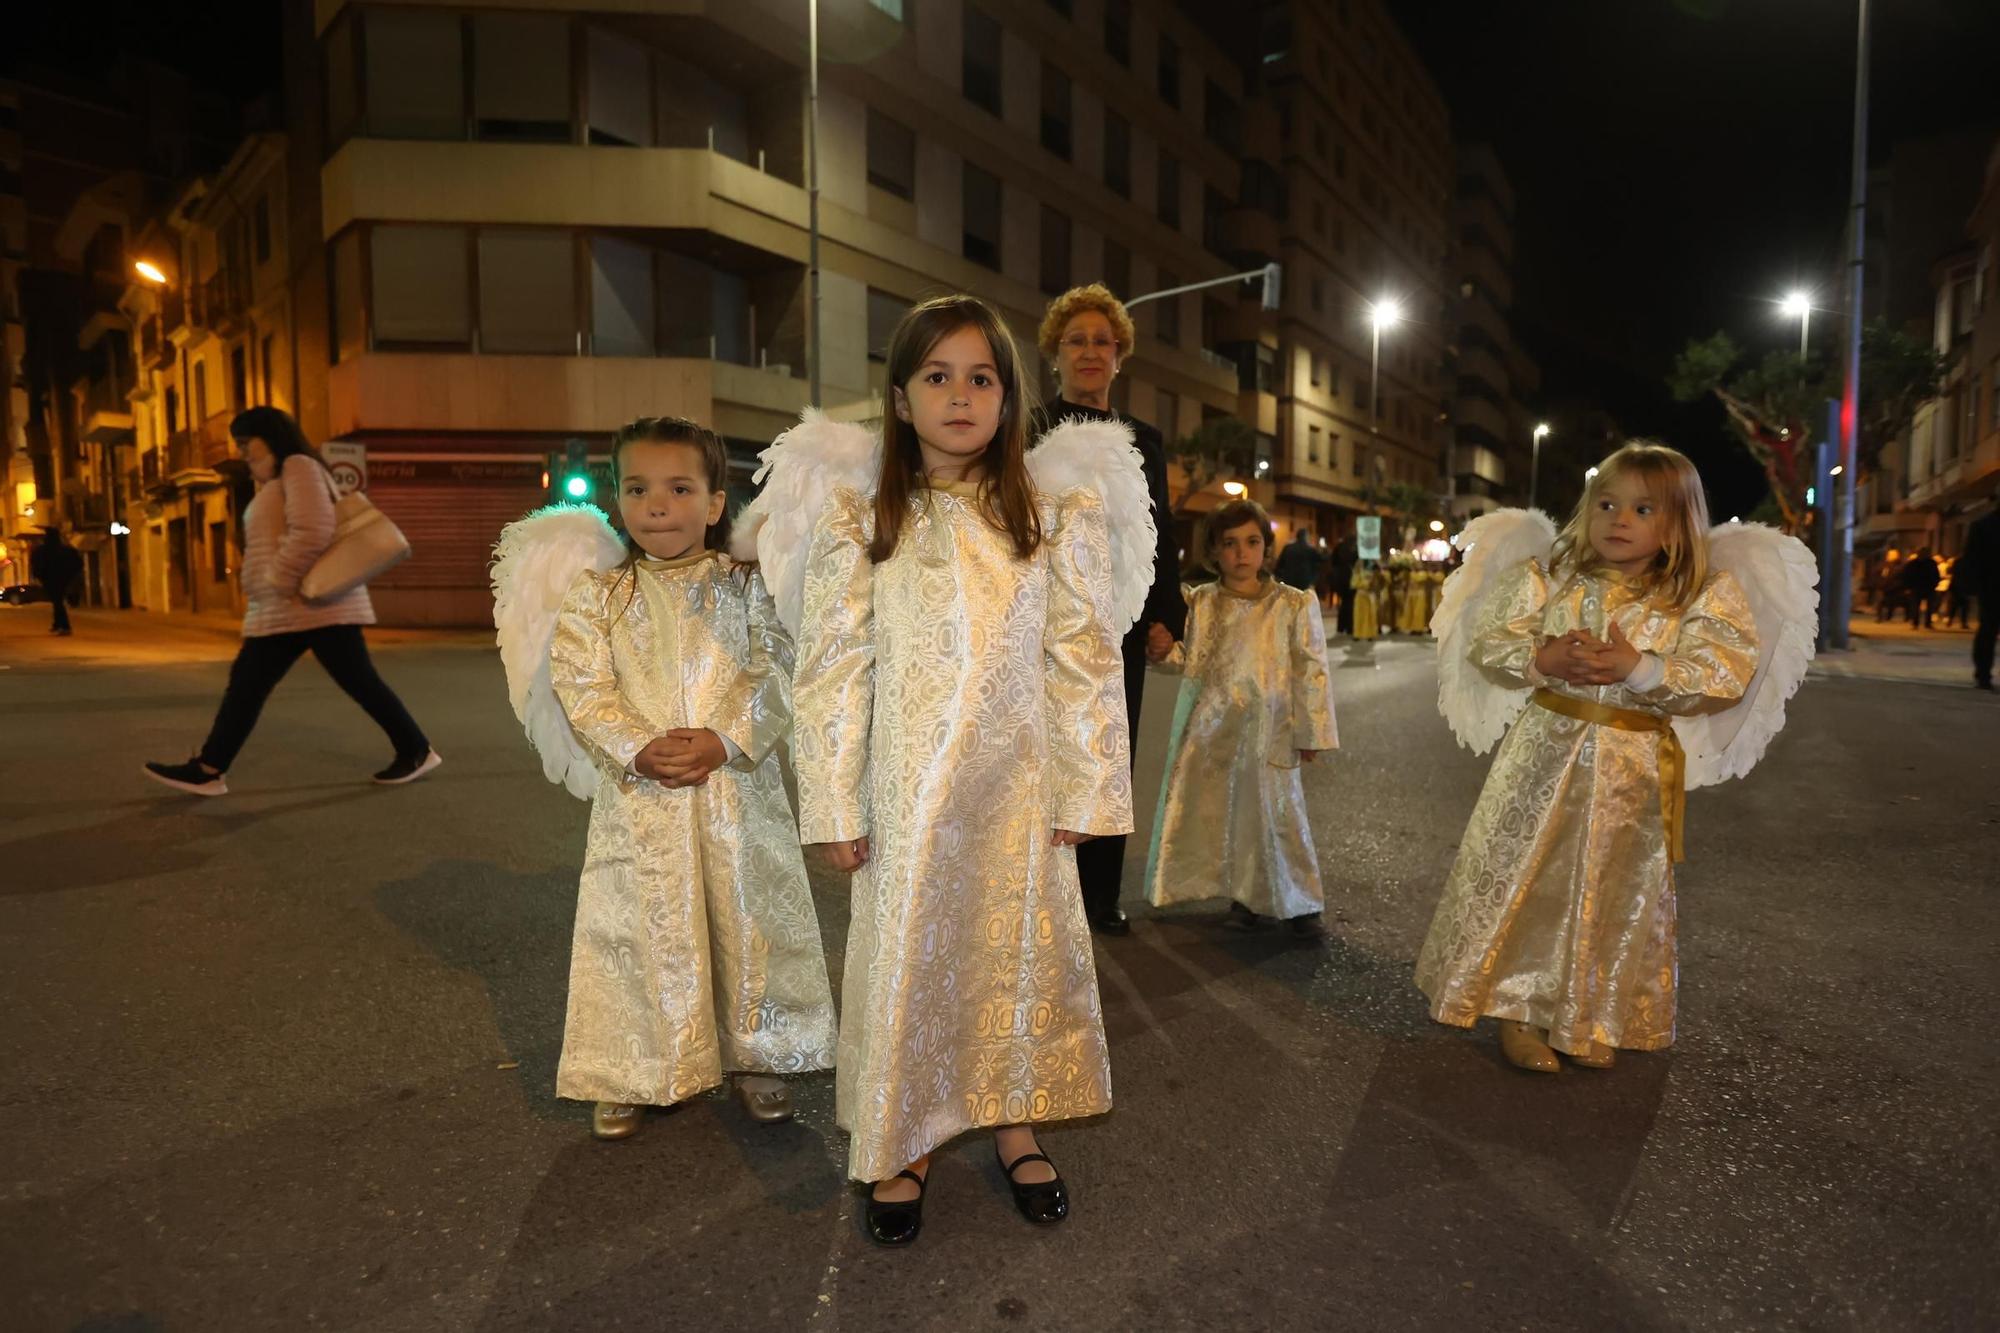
(323, 441), (367, 497)
(1356, 515), (1381, 562)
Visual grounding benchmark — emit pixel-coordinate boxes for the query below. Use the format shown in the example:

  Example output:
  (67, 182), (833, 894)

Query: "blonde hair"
(1550, 440), (1711, 610)
(1201, 499), (1277, 575)
(1037, 283), (1137, 364)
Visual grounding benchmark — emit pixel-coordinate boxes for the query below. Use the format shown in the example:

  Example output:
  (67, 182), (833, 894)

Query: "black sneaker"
(143, 758), (228, 797)
(373, 750), (443, 785)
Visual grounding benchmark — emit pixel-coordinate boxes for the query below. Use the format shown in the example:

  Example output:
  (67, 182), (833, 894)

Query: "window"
(1103, 239), (1131, 300)
(371, 224), (470, 347)
(587, 26), (653, 146)
(1310, 276), (1324, 314)
(253, 195), (272, 264)
(1157, 152), (1181, 228)
(1352, 443), (1364, 477)
(1105, 0), (1131, 66)
(260, 332), (276, 403)
(473, 14), (573, 142)
(1157, 35), (1180, 107)
(1157, 270), (1180, 346)
(1310, 355), (1322, 389)
(964, 9), (1003, 116)
(1157, 389), (1178, 437)
(1040, 205), (1071, 295)
(963, 165), (1002, 270)
(1204, 82), (1240, 155)
(193, 359), (209, 425)
(1104, 110), (1131, 197)
(867, 287), (904, 361)
(1041, 62), (1072, 160)
(210, 521), (230, 582)
(867, 108), (915, 199)
(479, 229), (575, 353)
(229, 344), (248, 410)
(324, 13), (360, 145)
(591, 235), (655, 356)
(363, 9), (465, 139)
(1308, 424), (1321, 465)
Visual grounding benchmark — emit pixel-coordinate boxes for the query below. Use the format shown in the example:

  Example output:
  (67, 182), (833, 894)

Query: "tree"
(1165, 415), (1259, 516)
(1669, 322), (1943, 533)
(1380, 481), (1438, 547)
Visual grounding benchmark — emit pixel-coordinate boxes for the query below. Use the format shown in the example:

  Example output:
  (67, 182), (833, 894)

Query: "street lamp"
(1530, 422), (1551, 511)
(1368, 299), (1401, 435)
(1780, 290), (1812, 359)
(1222, 480), (1247, 497)
(134, 260), (168, 286)
(1428, 519), (1444, 533)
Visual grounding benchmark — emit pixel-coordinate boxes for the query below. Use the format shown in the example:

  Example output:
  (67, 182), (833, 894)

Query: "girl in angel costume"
(1419, 442), (1817, 1073)
(489, 416), (836, 1140)
(1143, 499), (1340, 938)
(732, 295), (1151, 1246)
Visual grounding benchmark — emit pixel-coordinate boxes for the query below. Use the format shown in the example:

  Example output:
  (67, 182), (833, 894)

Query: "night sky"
(1391, 0), (2000, 516)
(15, 1), (2000, 517)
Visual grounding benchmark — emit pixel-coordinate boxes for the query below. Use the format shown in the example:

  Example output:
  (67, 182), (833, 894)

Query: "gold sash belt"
(1532, 688), (1685, 863)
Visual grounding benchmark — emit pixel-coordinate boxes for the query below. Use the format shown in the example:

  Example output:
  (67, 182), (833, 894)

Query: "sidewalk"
(0, 604), (492, 669)
(1810, 615), (1986, 689)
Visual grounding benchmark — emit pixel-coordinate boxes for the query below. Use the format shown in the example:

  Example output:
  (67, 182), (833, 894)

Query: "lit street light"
(1222, 480), (1247, 497)
(1530, 422), (1551, 511)
(134, 260), (167, 285)
(1369, 299), (1402, 435)
(1780, 290), (1812, 359)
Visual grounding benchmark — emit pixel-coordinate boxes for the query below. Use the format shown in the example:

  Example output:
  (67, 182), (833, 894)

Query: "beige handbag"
(300, 469), (410, 603)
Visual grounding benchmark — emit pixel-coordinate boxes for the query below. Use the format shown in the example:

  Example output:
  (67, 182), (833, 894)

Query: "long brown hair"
(869, 295), (1042, 563)
(1549, 440), (1711, 611)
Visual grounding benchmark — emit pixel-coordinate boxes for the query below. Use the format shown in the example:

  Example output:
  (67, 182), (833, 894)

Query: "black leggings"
(199, 624), (429, 772)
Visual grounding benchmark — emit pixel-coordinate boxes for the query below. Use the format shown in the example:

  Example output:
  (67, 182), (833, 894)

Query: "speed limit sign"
(323, 441), (366, 497)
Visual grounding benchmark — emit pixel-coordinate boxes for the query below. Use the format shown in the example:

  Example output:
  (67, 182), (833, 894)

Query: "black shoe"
(1223, 902), (1270, 932)
(373, 750), (443, 785)
(997, 1147), (1069, 1226)
(1088, 908), (1131, 937)
(142, 758), (228, 797)
(1978, 680), (1995, 692)
(1287, 911), (1330, 941)
(865, 1168), (928, 1246)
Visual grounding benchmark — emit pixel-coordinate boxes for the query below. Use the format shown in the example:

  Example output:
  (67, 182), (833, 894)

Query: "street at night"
(4, 612), (1995, 1330)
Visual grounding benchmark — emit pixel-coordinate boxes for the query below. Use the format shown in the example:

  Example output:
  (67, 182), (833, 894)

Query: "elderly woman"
(1031, 283), (1187, 936)
(143, 406), (438, 797)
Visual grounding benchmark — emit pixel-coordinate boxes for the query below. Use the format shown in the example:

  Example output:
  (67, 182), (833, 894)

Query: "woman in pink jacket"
(143, 407), (438, 797)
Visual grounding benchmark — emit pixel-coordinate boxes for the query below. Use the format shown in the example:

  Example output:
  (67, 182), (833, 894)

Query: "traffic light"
(550, 438), (592, 504)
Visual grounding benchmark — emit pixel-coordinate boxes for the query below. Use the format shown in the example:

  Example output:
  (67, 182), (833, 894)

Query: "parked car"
(2, 583), (51, 605)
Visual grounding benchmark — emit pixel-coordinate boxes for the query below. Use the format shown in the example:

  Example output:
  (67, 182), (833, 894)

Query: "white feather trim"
(1674, 523), (1818, 788)
(1433, 507), (1557, 753)
(732, 409), (881, 636)
(490, 504), (627, 799)
(1027, 415), (1157, 635)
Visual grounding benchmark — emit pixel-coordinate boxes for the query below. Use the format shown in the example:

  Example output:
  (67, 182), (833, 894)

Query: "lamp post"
(1781, 290), (1812, 360)
(806, 0), (822, 408)
(1529, 422), (1550, 511)
(1368, 298), (1401, 435)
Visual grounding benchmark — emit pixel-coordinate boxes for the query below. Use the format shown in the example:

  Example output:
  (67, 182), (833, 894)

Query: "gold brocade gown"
(1350, 567), (1380, 640)
(547, 551), (838, 1107)
(793, 483), (1132, 1182)
(1414, 559), (1759, 1055)
(1146, 579), (1340, 920)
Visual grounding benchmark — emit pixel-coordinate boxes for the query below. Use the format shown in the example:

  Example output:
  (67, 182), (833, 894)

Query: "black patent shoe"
(1088, 908), (1132, 937)
(865, 1168), (928, 1246)
(997, 1148), (1069, 1226)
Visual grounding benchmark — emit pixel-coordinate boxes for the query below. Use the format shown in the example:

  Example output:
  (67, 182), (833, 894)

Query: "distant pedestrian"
(29, 529), (81, 636)
(143, 407), (438, 797)
(1901, 548), (1941, 629)
(1274, 528), (1323, 592)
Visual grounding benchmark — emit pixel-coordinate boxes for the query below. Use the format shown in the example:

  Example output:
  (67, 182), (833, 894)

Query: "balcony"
(1453, 443), (1506, 486)
(141, 318), (175, 372)
(82, 377), (135, 444)
(201, 271), (247, 336)
(79, 309), (131, 352)
(197, 411), (237, 467)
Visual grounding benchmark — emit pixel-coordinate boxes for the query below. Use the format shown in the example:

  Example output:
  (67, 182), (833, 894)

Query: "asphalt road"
(2, 612), (1995, 1331)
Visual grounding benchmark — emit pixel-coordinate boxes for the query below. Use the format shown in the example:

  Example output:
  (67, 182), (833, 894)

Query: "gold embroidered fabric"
(547, 553), (837, 1106)
(793, 485), (1130, 1181)
(1415, 559), (1758, 1054)
(1147, 579), (1339, 919)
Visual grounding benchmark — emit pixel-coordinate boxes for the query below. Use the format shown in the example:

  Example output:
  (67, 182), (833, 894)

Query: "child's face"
(1587, 468), (1666, 574)
(1214, 520), (1267, 586)
(894, 324), (1005, 478)
(617, 439), (725, 562)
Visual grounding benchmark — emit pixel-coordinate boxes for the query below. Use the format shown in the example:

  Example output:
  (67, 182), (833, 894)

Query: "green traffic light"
(564, 475), (590, 499)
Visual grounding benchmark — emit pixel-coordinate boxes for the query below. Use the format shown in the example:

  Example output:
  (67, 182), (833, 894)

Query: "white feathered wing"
(1674, 522), (1818, 789)
(490, 503), (628, 799)
(730, 408), (880, 636)
(1027, 415), (1157, 636)
(1432, 507), (1557, 753)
